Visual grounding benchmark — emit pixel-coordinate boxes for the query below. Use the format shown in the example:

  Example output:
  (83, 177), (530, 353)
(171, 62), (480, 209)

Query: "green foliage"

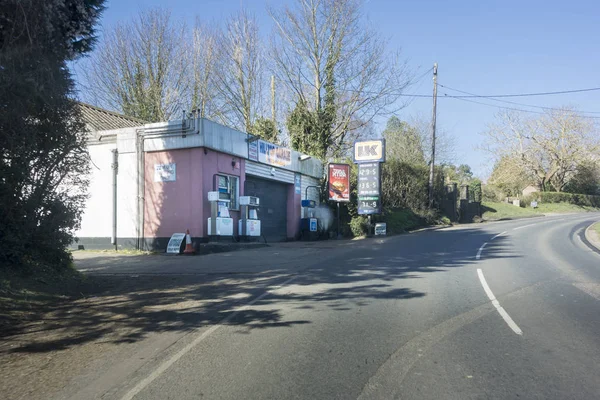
(482, 184), (505, 202)
(381, 160), (445, 211)
(383, 116), (425, 165)
(525, 192), (600, 208)
(287, 100), (329, 160)
(0, 0), (104, 271)
(468, 179), (482, 202)
(443, 163), (474, 184)
(349, 216), (369, 237)
(250, 117), (279, 143)
(563, 162), (600, 195)
(384, 209), (426, 234)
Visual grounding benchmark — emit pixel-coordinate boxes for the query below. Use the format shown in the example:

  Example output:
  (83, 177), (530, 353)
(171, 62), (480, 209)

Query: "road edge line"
(476, 269), (523, 335)
(476, 242), (488, 260)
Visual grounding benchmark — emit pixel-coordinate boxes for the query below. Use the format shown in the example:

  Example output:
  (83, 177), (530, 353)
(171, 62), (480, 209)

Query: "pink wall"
(144, 147), (245, 239)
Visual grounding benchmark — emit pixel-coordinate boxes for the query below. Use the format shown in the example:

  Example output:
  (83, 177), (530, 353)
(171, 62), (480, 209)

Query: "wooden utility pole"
(428, 63), (438, 207)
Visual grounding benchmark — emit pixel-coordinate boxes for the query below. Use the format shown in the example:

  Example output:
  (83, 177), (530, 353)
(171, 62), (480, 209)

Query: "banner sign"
(358, 196), (381, 215)
(353, 139), (386, 163)
(328, 163), (350, 202)
(154, 163), (176, 182)
(357, 163), (380, 196)
(258, 140), (291, 167)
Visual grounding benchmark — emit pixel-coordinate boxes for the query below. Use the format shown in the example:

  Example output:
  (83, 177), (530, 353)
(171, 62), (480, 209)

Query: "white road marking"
(513, 223), (536, 230)
(477, 269), (523, 335)
(120, 275), (298, 400)
(491, 231), (507, 241)
(476, 242), (488, 260)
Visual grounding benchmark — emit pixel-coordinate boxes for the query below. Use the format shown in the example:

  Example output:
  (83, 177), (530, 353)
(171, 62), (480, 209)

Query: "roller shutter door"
(244, 177), (288, 242)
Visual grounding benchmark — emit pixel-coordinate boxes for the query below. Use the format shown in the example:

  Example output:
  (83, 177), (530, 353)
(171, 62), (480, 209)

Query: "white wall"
(116, 152), (138, 240)
(76, 142), (116, 238)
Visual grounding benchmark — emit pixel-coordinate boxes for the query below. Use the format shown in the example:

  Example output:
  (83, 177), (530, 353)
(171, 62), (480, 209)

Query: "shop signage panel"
(328, 163), (350, 202)
(258, 140), (291, 167)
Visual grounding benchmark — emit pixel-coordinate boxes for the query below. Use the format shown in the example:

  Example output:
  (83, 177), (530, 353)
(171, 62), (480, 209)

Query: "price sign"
(358, 196), (381, 215)
(358, 163), (380, 197)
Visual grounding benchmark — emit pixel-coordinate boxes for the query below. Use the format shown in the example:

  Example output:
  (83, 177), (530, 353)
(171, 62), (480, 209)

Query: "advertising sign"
(258, 140), (291, 167)
(358, 196), (381, 215)
(357, 163), (380, 196)
(353, 139), (386, 163)
(166, 233), (186, 254)
(248, 140), (258, 161)
(154, 163), (176, 182)
(328, 163), (350, 202)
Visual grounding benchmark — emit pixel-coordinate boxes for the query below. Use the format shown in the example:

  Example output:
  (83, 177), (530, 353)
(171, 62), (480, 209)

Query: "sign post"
(353, 139), (386, 234)
(328, 163), (350, 239)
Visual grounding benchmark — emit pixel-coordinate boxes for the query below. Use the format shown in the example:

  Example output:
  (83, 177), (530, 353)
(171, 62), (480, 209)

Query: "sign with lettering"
(328, 163), (350, 202)
(357, 163), (380, 196)
(353, 139), (386, 163)
(258, 140), (291, 167)
(166, 233), (186, 254)
(154, 163), (176, 182)
(248, 140), (258, 161)
(358, 196), (381, 215)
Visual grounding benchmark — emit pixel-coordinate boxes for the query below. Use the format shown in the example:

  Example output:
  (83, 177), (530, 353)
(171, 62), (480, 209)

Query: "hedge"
(523, 192), (600, 208)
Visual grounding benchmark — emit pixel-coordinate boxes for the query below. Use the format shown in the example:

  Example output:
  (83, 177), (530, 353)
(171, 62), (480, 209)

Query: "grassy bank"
(482, 201), (600, 221)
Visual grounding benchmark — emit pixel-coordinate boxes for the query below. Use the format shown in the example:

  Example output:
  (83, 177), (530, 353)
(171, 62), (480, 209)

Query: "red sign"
(328, 163), (350, 202)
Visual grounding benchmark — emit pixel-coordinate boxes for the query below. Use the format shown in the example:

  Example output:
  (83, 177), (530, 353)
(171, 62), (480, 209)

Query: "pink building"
(76, 105), (323, 250)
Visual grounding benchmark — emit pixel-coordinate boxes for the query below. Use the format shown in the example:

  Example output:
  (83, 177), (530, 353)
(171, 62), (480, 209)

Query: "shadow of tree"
(1, 228), (517, 354)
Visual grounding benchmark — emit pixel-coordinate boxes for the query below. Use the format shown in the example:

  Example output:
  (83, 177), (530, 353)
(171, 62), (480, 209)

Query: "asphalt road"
(69, 214), (600, 400)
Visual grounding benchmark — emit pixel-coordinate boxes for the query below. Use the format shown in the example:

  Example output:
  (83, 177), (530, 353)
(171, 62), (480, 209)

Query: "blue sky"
(79, 0), (600, 178)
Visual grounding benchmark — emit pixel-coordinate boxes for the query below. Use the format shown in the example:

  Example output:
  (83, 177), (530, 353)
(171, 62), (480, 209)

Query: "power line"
(446, 95), (600, 118)
(438, 83), (600, 114)
(437, 84), (600, 98)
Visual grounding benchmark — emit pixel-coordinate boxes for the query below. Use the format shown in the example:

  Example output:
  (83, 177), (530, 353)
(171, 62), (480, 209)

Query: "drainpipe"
(111, 149), (118, 250)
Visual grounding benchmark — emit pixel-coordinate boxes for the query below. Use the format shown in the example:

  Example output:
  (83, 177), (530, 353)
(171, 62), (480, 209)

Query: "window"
(216, 174), (239, 210)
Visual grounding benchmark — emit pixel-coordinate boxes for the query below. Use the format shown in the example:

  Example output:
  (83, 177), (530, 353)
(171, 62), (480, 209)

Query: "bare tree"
(483, 108), (600, 192)
(83, 8), (188, 122)
(408, 114), (456, 166)
(189, 19), (219, 119)
(214, 11), (264, 132)
(270, 0), (411, 155)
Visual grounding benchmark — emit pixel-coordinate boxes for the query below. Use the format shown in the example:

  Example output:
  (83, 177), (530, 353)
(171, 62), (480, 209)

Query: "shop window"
(217, 175), (239, 210)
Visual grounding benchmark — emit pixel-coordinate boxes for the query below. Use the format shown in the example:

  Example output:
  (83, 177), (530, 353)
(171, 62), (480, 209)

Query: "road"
(67, 214), (600, 400)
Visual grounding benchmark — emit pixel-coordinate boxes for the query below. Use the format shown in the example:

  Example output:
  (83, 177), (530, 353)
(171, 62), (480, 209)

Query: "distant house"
(522, 185), (539, 197)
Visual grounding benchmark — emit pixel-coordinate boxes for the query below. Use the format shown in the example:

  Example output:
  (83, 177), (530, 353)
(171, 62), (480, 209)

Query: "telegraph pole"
(428, 63), (438, 207)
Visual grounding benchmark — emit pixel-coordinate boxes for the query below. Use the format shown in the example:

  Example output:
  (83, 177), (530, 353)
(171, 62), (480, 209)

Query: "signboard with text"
(248, 140), (258, 161)
(357, 163), (380, 197)
(258, 140), (291, 167)
(358, 196), (381, 215)
(353, 139), (386, 163)
(154, 163), (176, 182)
(328, 163), (350, 202)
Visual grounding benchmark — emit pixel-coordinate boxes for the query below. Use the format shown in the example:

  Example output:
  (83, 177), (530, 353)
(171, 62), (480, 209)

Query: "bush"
(482, 184), (504, 202)
(522, 192), (600, 208)
(349, 216), (369, 237)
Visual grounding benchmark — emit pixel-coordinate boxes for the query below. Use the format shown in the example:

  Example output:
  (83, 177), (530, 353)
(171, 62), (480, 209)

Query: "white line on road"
(513, 223), (536, 230)
(491, 231), (507, 241)
(476, 242), (488, 260)
(120, 275), (298, 400)
(477, 269), (523, 335)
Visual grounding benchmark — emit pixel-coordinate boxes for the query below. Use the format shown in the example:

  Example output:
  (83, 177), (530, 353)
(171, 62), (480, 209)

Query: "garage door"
(244, 177), (288, 242)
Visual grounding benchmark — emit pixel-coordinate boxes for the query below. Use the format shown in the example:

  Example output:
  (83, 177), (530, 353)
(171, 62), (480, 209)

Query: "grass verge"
(483, 201), (600, 221)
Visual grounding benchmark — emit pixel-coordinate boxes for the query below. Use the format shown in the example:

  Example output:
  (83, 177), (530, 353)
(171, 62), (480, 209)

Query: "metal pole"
(428, 63), (438, 208)
(337, 202), (340, 239)
(111, 149), (118, 250)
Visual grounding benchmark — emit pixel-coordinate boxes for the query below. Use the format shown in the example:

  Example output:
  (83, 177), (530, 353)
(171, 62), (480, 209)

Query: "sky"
(75, 0), (600, 178)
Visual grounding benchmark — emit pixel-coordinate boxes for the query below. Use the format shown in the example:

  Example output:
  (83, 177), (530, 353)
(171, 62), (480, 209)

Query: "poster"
(248, 140), (258, 161)
(328, 163), (350, 202)
(154, 163), (176, 182)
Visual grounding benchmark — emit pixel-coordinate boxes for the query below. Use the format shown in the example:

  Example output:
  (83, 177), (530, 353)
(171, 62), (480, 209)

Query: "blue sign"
(309, 218), (318, 232)
(301, 199), (316, 208)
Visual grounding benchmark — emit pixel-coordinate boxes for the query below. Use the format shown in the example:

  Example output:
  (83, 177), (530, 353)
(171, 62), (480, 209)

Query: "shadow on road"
(1, 228), (517, 354)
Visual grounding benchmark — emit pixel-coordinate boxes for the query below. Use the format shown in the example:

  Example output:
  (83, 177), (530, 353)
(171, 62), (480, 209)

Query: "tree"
(250, 117), (279, 143)
(483, 109), (600, 192)
(1, 0), (104, 270)
(382, 116), (425, 165)
(214, 11), (264, 133)
(564, 160), (600, 195)
(83, 8), (188, 122)
(271, 0), (410, 159)
(189, 20), (219, 120)
(488, 156), (534, 196)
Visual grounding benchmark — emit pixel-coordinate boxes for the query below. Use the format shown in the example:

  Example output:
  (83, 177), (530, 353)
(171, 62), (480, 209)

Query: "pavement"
(5, 213), (600, 400)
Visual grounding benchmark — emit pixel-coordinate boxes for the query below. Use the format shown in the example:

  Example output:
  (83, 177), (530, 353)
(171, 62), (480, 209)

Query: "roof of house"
(78, 102), (146, 132)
